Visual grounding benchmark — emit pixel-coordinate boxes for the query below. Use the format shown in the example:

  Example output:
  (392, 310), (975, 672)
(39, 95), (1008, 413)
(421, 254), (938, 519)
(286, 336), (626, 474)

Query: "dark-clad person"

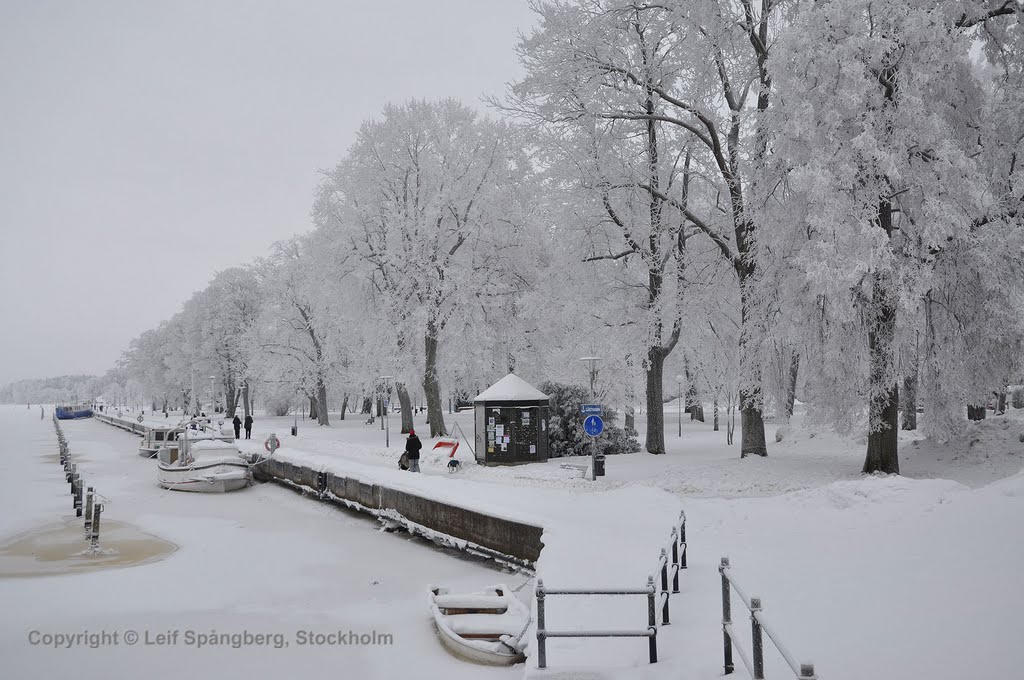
(405, 429), (422, 473)
(232, 414), (242, 440)
(244, 414), (253, 440)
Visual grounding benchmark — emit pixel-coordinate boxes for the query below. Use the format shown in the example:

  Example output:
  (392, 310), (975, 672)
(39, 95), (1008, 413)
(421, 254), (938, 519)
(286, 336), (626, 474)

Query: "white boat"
(428, 584), (529, 665)
(139, 426), (180, 458)
(156, 426), (251, 493)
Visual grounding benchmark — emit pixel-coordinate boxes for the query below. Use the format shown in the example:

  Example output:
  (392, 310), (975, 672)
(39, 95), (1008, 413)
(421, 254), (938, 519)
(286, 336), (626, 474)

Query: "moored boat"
(138, 426), (180, 458)
(55, 404), (94, 420)
(428, 584), (529, 665)
(156, 424), (251, 493)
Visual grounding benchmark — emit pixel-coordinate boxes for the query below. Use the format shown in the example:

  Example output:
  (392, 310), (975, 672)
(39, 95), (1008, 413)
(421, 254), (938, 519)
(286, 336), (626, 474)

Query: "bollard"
(90, 503), (103, 551)
(647, 575), (658, 663)
(660, 548), (670, 625)
(536, 578), (547, 669)
(670, 527), (680, 593)
(679, 512), (687, 569)
(751, 597), (764, 680)
(800, 663), (817, 679)
(73, 477), (82, 517)
(84, 488), (94, 539)
(721, 557), (734, 675)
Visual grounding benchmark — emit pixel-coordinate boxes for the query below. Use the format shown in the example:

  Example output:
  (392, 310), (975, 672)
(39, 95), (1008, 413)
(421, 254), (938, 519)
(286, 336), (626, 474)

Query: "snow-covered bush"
(539, 381), (641, 457)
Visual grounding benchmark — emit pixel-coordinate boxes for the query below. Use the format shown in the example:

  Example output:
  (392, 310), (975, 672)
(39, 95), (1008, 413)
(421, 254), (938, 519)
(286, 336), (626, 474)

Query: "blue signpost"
(583, 415), (604, 436)
(581, 409), (605, 480)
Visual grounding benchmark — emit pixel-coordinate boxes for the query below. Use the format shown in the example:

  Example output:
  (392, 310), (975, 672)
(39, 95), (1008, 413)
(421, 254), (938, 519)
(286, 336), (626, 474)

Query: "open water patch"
(0, 517), (177, 578)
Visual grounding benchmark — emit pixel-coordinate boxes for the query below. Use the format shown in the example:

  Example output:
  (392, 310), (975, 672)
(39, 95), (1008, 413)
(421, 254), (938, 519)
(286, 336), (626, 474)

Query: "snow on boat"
(55, 404), (94, 420)
(156, 431), (251, 493)
(428, 585), (529, 665)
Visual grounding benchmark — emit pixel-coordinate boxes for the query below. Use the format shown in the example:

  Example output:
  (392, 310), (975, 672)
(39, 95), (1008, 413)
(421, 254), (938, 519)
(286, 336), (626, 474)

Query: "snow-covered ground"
(4, 403), (1024, 679)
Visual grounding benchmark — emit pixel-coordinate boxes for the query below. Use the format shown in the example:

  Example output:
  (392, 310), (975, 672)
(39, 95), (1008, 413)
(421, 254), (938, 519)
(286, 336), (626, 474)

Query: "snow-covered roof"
(474, 373), (548, 402)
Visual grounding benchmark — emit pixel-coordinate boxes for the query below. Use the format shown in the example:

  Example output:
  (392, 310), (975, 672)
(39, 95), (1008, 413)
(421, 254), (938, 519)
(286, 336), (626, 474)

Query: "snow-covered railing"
(720, 557), (817, 679)
(535, 510), (687, 668)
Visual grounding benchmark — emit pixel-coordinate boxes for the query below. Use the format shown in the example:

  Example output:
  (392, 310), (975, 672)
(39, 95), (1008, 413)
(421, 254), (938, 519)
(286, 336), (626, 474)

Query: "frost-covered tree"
(506, 0), (790, 457)
(767, 0), (1024, 473)
(251, 237), (338, 426)
(315, 99), (534, 438)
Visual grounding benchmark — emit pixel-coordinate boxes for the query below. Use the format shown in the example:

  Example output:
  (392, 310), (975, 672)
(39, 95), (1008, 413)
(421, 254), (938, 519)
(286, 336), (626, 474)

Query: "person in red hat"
(404, 428), (422, 473)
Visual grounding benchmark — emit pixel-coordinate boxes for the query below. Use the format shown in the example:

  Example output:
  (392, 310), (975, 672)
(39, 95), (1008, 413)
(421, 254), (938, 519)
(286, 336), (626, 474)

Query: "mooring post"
(84, 487), (94, 539)
(801, 663), (817, 679)
(647, 575), (658, 663)
(751, 597), (764, 680)
(90, 503), (103, 551)
(721, 557), (734, 675)
(73, 476), (82, 517)
(536, 578), (547, 669)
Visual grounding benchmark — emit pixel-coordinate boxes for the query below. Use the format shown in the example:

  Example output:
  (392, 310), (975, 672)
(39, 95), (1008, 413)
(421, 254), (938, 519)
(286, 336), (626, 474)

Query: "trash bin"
(594, 454), (606, 477)
(291, 425), (298, 436)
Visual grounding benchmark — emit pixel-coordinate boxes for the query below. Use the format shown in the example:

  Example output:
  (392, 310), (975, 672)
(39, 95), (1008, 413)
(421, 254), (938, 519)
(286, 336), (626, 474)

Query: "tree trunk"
(315, 380), (329, 426)
(308, 395), (318, 421)
(738, 288), (768, 457)
(785, 353), (800, 421)
(340, 394), (348, 420)
(864, 276), (900, 474)
(967, 404), (986, 421)
(645, 347), (667, 454)
(902, 373), (918, 431)
(424, 322), (447, 437)
(242, 380), (251, 418)
(225, 377), (239, 418)
(624, 406), (636, 433)
(713, 397), (719, 431)
(996, 392), (1007, 415)
(396, 383), (413, 434)
(361, 396), (371, 414)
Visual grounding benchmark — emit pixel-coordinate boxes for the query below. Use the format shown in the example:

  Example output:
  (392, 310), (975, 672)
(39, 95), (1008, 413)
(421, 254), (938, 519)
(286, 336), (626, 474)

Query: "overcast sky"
(0, 0), (536, 385)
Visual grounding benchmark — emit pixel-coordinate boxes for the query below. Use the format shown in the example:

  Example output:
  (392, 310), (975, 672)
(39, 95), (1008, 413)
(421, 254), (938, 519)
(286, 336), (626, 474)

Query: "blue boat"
(55, 404), (94, 420)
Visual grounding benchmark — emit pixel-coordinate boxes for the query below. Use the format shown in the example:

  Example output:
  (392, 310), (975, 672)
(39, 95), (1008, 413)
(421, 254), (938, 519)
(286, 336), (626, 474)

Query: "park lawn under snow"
(164, 401), (1024, 680)
(23, 404), (1024, 679)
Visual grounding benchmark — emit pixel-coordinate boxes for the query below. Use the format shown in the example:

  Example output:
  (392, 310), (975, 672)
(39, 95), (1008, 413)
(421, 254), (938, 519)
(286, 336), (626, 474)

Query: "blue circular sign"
(583, 415), (604, 437)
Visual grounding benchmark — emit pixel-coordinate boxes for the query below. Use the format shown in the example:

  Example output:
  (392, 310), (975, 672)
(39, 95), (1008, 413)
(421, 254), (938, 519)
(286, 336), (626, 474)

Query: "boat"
(156, 422), (251, 493)
(138, 425), (180, 458)
(428, 584), (530, 665)
(55, 404), (94, 420)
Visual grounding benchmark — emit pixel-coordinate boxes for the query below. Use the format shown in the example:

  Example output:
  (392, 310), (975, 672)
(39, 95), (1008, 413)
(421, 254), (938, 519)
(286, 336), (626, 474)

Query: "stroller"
(398, 452), (410, 471)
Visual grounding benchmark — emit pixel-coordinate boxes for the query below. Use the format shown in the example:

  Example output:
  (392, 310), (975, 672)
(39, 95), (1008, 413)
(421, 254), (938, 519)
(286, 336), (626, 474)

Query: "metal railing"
(535, 510), (687, 668)
(720, 557), (817, 680)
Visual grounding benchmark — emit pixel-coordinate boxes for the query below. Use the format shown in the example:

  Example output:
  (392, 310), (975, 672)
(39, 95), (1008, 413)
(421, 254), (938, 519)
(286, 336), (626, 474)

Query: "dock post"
(536, 578), (546, 669)
(90, 503), (103, 551)
(84, 487), (94, 539)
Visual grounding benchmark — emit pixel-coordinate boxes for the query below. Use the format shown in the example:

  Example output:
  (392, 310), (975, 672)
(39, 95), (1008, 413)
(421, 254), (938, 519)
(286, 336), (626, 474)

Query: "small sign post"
(583, 414), (605, 480)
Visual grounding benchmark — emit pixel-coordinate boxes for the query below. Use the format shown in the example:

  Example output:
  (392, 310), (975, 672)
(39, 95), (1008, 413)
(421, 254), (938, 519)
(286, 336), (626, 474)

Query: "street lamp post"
(379, 376), (394, 448)
(578, 357), (602, 481)
(676, 374), (684, 438)
(209, 376), (216, 414)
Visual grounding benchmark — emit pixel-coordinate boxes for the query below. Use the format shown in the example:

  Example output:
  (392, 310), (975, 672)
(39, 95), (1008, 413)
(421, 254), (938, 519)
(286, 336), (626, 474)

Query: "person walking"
(232, 414), (242, 440)
(244, 414), (253, 439)
(405, 429), (422, 473)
